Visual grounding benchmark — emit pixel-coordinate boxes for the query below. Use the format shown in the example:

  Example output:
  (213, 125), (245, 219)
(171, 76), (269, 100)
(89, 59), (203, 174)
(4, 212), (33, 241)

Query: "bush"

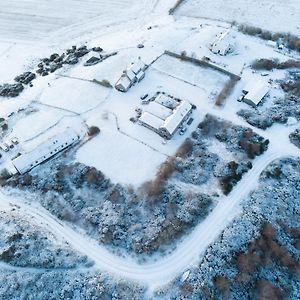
(88, 126), (100, 136)
(251, 58), (300, 70)
(215, 78), (237, 106)
(176, 138), (193, 158)
(93, 79), (113, 88)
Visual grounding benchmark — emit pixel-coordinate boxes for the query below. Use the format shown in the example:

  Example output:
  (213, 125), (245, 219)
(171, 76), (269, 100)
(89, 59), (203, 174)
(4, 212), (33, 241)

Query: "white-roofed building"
(210, 29), (236, 56)
(155, 94), (178, 109)
(160, 101), (192, 139)
(138, 93), (193, 139)
(242, 80), (270, 107)
(139, 112), (164, 134)
(146, 101), (173, 120)
(12, 128), (80, 174)
(115, 75), (132, 92)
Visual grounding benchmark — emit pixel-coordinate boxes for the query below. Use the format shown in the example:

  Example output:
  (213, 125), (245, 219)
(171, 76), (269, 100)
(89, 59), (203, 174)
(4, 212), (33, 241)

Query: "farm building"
(160, 101), (192, 139)
(115, 59), (147, 92)
(12, 128), (80, 174)
(138, 94), (192, 139)
(115, 74), (132, 92)
(210, 29), (236, 55)
(139, 112), (164, 135)
(242, 80), (270, 107)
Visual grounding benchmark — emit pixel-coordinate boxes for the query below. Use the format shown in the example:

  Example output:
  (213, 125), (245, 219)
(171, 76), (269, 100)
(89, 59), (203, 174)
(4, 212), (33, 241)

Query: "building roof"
(135, 70), (145, 82)
(155, 94), (178, 109)
(116, 75), (131, 91)
(12, 128), (79, 174)
(243, 80), (270, 105)
(126, 70), (136, 82)
(162, 101), (192, 136)
(128, 60), (145, 75)
(211, 29), (235, 53)
(139, 112), (164, 131)
(146, 101), (173, 120)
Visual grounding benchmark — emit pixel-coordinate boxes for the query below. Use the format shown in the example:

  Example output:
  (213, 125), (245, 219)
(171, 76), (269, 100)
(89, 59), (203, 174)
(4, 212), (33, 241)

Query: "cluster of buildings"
(115, 59), (147, 92)
(11, 128), (80, 174)
(138, 94), (193, 139)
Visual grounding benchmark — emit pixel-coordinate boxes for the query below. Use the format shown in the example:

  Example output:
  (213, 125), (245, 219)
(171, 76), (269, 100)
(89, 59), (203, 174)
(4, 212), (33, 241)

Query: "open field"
(176, 0), (300, 35)
(0, 0), (156, 43)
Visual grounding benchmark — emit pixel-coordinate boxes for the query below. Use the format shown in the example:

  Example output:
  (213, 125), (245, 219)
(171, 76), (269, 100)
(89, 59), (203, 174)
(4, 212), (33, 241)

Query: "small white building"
(242, 80), (270, 107)
(12, 128), (80, 174)
(210, 29), (236, 56)
(115, 75), (132, 92)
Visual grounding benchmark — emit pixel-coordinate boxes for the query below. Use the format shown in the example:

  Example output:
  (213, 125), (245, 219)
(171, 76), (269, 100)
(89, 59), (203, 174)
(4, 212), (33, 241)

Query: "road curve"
(0, 147), (299, 289)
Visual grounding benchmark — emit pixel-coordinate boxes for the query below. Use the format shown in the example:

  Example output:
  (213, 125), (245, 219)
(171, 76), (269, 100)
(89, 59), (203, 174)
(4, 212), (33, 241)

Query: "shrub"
(214, 276), (231, 298)
(93, 79), (113, 88)
(88, 126), (100, 136)
(176, 138), (193, 158)
(215, 78), (237, 107)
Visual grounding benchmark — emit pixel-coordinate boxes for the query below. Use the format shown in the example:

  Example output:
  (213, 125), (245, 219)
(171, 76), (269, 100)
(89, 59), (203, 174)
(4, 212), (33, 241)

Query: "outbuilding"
(210, 29), (236, 56)
(12, 128), (80, 174)
(160, 101), (192, 139)
(115, 75), (132, 92)
(242, 80), (270, 107)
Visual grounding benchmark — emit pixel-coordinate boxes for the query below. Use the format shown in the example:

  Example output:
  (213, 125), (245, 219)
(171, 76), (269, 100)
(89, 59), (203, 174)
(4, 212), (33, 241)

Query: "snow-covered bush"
(155, 158), (300, 299)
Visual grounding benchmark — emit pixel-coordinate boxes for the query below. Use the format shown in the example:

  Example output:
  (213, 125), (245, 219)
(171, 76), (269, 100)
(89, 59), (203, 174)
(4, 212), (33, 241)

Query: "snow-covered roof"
(146, 101), (173, 120)
(139, 112), (164, 131)
(116, 75), (131, 91)
(128, 60), (145, 75)
(211, 29), (235, 54)
(162, 101), (192, 136)
(126, 70), (136, 82)
(243, 80), (270, 105)
(155, 94), (178, 109)
(135, 70), (145, 82)
(12, 128), (79, 174)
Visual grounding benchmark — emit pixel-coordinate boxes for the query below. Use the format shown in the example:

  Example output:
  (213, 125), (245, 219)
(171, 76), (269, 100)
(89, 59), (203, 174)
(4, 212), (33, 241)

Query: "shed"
(12, 128), (79, 174)
(242, 81), (270, 107)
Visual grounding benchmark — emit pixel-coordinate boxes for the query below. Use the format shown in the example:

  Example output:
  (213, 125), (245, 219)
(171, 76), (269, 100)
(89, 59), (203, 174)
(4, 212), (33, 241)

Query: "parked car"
(179, 127), (187, 135)
(140, 93), (148, 100)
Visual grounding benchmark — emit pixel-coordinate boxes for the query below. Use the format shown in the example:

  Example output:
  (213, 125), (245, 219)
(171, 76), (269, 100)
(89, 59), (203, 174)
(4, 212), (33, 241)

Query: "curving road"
(0, 145), (299, 290)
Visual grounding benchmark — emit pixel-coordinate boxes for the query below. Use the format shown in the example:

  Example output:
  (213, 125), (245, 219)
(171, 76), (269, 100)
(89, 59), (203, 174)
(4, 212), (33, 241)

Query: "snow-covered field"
(0, 0), (156, 43)
(176, 0), (300, 35)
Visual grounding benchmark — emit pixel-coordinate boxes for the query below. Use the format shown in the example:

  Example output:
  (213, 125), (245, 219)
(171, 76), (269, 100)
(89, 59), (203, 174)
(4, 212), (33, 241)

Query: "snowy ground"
(176, 0), (300, 35)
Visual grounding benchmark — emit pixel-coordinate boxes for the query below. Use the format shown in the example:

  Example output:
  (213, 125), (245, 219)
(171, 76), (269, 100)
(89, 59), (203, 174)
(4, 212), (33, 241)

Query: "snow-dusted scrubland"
(0, 209), (90, 269)
(0, 268), (145, 300)
(176, 0), (300, 35)
(155, 157), (300, 299)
